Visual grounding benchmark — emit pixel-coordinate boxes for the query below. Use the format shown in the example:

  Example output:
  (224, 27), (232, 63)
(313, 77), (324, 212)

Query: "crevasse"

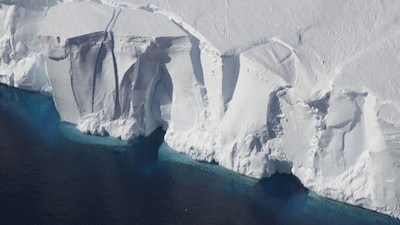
(2, 0), (400, 220)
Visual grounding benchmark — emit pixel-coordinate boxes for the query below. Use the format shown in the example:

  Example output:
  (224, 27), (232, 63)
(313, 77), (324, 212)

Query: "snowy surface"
(0, 0), (56, 92)
(4, 0), (400, 219)
(38, 1), (187, 140)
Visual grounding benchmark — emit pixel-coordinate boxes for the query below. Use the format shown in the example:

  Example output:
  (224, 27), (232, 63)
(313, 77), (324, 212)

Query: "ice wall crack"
(91, 8), (121, 113)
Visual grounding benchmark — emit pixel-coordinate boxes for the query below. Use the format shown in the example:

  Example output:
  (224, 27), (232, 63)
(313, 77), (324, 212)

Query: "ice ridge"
(2, 0), (400, 220)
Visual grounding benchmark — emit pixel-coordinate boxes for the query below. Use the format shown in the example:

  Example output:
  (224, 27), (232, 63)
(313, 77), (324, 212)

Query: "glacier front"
(3, 0), (400, 219)
(0, 0), (57, 92)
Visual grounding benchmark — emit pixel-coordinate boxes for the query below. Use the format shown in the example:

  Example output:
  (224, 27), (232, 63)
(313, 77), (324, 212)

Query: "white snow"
(0, 0), (57, 92)
(4, 0), (400, 219)
(38, 1), (190, 141)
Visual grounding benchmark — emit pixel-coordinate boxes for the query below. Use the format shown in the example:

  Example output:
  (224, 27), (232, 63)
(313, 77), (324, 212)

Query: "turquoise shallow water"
(0, 84), (399, 225)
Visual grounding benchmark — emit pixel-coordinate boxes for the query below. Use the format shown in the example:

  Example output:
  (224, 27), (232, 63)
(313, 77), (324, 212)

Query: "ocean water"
(0, 84), (399, 225)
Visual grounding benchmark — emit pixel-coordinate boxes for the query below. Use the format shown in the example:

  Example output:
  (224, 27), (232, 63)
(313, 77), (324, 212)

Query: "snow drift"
(3, 0), (400, 219)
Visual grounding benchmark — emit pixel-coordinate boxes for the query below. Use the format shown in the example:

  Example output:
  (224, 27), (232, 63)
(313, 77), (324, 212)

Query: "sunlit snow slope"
(3, 0), (400, 219)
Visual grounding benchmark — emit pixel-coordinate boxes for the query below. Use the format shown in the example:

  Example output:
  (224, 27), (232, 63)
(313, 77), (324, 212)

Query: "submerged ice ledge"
(3, 0), (400, 220)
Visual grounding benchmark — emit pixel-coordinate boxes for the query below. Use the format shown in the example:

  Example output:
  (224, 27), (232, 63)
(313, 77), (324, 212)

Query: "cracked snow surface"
(2, 0), (400, 219)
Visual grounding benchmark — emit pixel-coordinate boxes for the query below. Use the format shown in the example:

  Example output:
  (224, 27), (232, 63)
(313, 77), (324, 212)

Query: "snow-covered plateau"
(2, 0), (400, 219)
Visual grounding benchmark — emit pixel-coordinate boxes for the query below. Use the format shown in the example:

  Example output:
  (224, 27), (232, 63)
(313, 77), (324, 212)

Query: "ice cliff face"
(4, 0), (400, 219)
(0, 0), (58, 92)
(38, 2), (192, 140)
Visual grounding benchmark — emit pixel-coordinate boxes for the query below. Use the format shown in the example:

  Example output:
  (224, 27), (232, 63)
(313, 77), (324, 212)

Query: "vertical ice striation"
(2, 0), (400, 220)
(38, 2), (194, 140)
(0, 0), (58, 92)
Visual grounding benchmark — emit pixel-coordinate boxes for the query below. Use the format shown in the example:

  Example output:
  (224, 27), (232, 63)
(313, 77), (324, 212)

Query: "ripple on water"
(0, 84), (399, 225)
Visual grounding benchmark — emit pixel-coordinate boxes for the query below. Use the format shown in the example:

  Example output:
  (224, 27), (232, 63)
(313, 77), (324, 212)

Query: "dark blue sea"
(0, 84), (399, 225)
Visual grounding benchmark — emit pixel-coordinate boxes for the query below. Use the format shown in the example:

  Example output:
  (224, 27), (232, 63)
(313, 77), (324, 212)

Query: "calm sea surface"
(0, 84), (399, 225)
